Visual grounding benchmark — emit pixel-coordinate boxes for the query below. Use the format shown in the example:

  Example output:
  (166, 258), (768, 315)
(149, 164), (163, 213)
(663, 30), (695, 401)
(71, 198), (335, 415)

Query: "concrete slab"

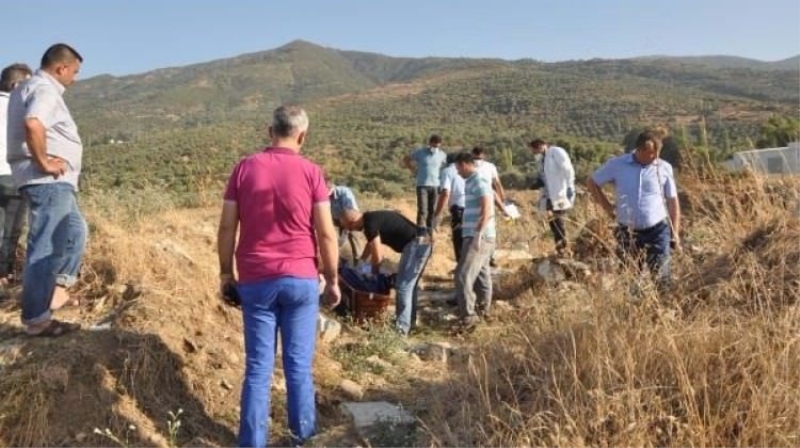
(340, 401), (415, 430)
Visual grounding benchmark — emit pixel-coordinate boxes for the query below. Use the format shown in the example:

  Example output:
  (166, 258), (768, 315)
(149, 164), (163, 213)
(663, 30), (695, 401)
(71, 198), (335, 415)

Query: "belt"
(619, 219), (667, 233)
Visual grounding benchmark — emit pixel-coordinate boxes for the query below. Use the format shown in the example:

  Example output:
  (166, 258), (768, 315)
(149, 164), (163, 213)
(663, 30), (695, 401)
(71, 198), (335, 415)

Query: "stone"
(494, 249), (534, 261)
(153, 239), (195, 266)
(340, 401), (415, 430)
(493, 301), (514, 313)
(554, 259), (593, 281)
(339, 379), (365, 400)
(534, 259), (566, 284)
(317, 314), (342, 343)
(410, 342), (452, 363)
(365, 355), (393, 371)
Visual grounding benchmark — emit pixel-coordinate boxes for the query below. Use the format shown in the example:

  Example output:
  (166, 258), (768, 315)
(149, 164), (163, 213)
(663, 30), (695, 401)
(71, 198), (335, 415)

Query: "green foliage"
(756, 115), (800, 148)
(68, 41), (798, 199)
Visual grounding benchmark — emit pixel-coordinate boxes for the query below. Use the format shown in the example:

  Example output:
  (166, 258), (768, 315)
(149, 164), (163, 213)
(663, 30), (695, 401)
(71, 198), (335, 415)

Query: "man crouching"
(340, 208), (432, 336)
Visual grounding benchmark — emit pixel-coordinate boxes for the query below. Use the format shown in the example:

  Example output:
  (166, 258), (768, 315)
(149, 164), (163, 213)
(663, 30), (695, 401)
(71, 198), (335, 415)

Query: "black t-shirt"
(362, 210), (416, 253)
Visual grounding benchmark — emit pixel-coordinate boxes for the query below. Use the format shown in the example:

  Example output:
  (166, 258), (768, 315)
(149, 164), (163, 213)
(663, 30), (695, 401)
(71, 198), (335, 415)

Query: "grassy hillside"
(636, 54), (800, 71)
(71, 41), (799, 199)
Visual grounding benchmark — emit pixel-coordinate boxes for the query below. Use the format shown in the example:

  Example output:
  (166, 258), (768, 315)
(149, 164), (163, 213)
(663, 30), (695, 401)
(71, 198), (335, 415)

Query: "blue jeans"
(20, 183), (87, 325)
(237, 276), (319, 448)
(395, 240), (432, 335)
(615, 220), (672, 288)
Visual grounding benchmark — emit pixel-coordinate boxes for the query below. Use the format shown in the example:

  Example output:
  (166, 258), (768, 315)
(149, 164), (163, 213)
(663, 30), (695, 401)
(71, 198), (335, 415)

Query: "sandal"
(27, 319), (81, 338)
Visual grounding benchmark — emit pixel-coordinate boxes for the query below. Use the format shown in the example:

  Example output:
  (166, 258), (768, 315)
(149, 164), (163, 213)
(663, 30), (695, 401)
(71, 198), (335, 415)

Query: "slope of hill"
(636, 54), (800, 71)
(68, 40), (799, 198)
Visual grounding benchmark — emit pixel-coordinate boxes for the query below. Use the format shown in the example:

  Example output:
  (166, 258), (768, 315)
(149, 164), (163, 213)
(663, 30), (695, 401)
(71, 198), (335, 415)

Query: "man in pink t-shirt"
(217, 105), (340, 448)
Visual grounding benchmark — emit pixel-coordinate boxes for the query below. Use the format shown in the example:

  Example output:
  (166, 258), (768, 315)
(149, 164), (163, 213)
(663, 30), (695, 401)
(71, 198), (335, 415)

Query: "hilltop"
(66, 40), (799, 198)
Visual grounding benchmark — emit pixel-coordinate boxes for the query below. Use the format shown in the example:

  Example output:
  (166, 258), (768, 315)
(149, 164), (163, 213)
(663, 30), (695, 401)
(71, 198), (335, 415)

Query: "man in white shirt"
(0, 63), (32, 287)
(528, 139), (576, 256)
(433, 153), (466, 263)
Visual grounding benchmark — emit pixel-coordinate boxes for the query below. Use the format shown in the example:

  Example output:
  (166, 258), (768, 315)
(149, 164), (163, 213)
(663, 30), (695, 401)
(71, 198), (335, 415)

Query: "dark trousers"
(0, 175), (26, 278)
(546, 200), (568, 252)
(450, 205), (464, 263)
(415, 186), (437, 235)
(615, 220), (672, 287)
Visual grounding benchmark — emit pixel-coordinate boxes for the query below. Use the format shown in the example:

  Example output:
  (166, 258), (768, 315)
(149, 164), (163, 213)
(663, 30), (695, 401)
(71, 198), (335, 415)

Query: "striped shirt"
(462, 172), (495, 239)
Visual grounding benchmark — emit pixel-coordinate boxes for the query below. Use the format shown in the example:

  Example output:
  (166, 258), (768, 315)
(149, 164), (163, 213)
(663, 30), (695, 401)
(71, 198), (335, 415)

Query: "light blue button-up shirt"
(411, 147), (446, 187)
(592, 153), (677, 229)
(439, 163), (465, 208)
(7, 70), (83, 190)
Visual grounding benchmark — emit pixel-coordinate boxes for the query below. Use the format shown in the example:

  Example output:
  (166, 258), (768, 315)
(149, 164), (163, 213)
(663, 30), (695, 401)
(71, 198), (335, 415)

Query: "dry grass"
(0, 167), (798, 447)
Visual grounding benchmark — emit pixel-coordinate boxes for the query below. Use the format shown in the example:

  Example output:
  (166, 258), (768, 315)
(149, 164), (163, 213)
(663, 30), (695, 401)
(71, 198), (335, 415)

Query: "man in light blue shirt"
(6, 43), (87, 337)
(403, 134), (447, 237)
(587, 130), (682, 289)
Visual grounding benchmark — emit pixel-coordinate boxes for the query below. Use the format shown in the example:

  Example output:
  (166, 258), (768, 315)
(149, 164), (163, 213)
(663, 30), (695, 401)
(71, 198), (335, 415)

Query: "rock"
(220, 379), (233, 391)
(339, 379), (365, 400)
(365, 355), (393, 371)
(182, 337), (199, 354)
(272, 373), (287, 394)
(421, 290), (453, 303)
(494, 249), (533, 261)
(153, 239), (195, 266)
(317, 314), (342, 343)
(410, 342), (452, 363)
(74, 432), (87, 443)
(554, 259), (593, 281)
(493, 301), (514, 313)
(557, 281), (584, 293)
(340, 401), (415, 430)
(440, 313), (459, 322)
(534, 259), (566, 284)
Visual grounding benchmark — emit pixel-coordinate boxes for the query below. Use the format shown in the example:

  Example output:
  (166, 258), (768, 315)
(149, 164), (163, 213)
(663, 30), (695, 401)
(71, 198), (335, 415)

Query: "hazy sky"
(2, 0), (798, 78)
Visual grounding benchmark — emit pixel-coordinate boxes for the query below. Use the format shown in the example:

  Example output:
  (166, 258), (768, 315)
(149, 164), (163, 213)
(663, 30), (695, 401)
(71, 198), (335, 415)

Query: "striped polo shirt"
(462, 172), (495, 239)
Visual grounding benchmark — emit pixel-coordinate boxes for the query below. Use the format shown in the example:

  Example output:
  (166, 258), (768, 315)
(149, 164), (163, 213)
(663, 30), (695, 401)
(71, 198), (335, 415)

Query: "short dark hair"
(0, 63), (32, 92)
(529, 139), (547, 149)
(453, 151), (476, 165)
(429, 134), (443, 146)
(471, 145), (486, 157)
(635, 130), (663, 151)
(41, 43), (83, 69)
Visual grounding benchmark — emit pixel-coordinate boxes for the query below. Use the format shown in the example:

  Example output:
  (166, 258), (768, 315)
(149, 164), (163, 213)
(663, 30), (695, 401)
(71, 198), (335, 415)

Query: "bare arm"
(492, 177), (506, 204)
(368, 236), (383, 274)
(24, 118), (64, 177)
(434, 189), (450, 219)
(313, 203), (339, 285)
(493, 190), (505, 213)
(314, 203), (342, 307)
(587, 178), (616, 221)
(667, 196), (681, 240)
(217, 200), (239, 282)
(402, 154), (416, 174)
